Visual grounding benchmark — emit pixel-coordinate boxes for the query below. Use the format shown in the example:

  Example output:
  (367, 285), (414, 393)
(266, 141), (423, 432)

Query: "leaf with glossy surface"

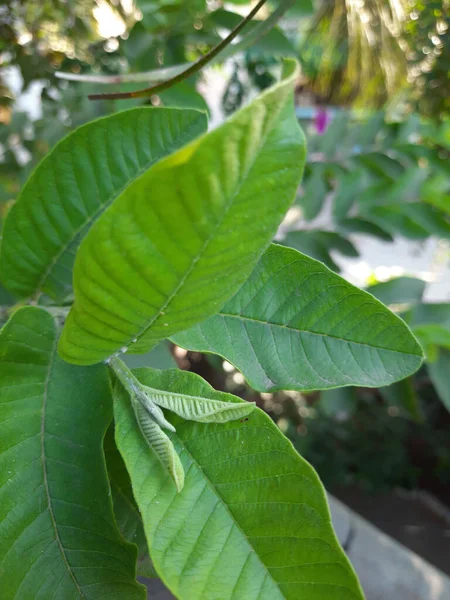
(59, 60), (305, 365)
(114, 367), (365, 600)
(173, 244), (423, 392)
(0, 307), (145, 599)
(0, 107), (207, 301)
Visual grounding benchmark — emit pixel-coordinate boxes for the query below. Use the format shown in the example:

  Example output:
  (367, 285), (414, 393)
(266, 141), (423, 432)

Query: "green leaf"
(59, 59), (306, 365)
(331, 170), (362, 219)
(0, 307), (145, 599)
(353, 152), (405, 181)
(210, 10), (297, 56)
(133, 396), (185, 492)
(337, 217), (393, 242)
(367, 277), (426, 307)
(0, 107), (208, 301)
(173, 244), (423, 392)
(114, 367), (365, 600)
(138, 375), (255, 424)
(104, 427), (156, 578)
(379, 377), (422, 422)
(320, 387), (357, 417)
(159, 81), (209, 113)
(123, 340), (177, 370)
(406, 303), (450, 329)
(428, 349), (450, 412)
(412, 324), (450, 351)
(282, 230), (358, 272)
(299, 164), (329, 221)
(366, 203), (450, 240)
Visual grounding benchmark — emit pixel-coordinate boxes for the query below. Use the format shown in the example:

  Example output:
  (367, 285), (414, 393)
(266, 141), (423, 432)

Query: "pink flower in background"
(314, 108), (330, 134)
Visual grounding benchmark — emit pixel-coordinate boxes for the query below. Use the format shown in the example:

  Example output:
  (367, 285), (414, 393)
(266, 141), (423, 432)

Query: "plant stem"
(109, 356), (175, 432)
(55, 63), (189, 84)
(88, 0), (270, 101)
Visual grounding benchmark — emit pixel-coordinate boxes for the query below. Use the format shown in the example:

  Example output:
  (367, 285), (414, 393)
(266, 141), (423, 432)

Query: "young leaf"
(58, 59), (306, 365)
(0, 107), (207, 301)
(0, 307), (145, 599)
(114, 368), (365, 600)
(136, 369), (255, 423)
(143, 381), (255, 423)
(173, 244), (423, 392)
(133, 396), (185, 492)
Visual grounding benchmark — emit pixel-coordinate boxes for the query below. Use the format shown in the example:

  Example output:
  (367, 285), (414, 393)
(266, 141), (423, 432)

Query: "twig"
(88, 0), (270, 101)
(56, 0), (296, 93)
(55, 63), (189, 85)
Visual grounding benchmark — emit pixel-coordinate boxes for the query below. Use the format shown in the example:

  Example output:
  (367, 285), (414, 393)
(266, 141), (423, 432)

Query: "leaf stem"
(88, 0), (270, 101)
(109, 356), (175, 432)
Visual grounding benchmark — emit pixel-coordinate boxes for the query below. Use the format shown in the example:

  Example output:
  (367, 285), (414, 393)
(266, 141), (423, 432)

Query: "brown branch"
(88, 0), (269, 101)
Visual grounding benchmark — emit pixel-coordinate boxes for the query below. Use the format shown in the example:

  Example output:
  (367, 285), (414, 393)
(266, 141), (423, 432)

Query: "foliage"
(291, 375), (450, 493)
(404, 0), (450, 119)
(1, 2), (448, 598)
(1, 56), (405, 598)
(294, 109), (450, 242)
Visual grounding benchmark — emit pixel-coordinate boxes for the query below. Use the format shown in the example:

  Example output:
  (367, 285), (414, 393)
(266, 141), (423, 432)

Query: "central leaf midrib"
(41, 332), (86, 599)
(217, 312), (421, 358)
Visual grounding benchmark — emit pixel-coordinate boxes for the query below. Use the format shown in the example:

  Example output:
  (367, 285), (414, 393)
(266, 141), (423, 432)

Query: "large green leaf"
(0, 107), (207, 301)
(173, 244), (423, 392)
(114, 367), (364, 600)
(59, 59), (306, 365)
(0, 307), (145, 599)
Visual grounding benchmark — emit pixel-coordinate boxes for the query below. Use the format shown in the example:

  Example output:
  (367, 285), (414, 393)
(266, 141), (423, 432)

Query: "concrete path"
(330, 496), (450, 600)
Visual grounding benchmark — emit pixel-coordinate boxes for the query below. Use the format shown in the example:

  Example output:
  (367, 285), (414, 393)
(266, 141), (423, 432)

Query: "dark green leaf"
(320, 387), (357, 417)
(299, 164), (329, 221)
(379, 377), (422, 422)
(104, 427), (156, 578)
(0, 307), (145, 599)
(0, 108), (208, 300)
(337, 218), (393, 242)
(173, 245), (423, 392)
(282, 230), (358, 272)
(428, 349), (450, 413)
(367, 277), (426, 306)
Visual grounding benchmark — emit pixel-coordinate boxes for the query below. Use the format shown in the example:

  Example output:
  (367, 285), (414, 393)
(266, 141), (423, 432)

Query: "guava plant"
(0, 57), (423, 599)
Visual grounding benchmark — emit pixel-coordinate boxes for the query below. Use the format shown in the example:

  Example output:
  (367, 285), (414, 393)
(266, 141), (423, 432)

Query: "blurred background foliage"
(0, 0), (449, 498)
